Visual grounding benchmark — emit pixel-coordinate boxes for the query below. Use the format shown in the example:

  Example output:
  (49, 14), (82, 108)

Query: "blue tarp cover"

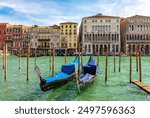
(80, 73), (94, 83)
(61, 64), (75, 75)
(45, 72), (69, 83)
(44, 57), (78, 83)
(82, 56), (98, 75)
(83, 65), (97, 75)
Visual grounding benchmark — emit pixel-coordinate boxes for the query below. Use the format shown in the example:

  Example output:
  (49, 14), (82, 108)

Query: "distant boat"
(78, 56), (99, 89)
(35, 57), (78, 91)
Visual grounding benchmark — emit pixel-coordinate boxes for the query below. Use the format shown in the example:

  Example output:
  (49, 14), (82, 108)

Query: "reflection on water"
(0, 55), (150, 101)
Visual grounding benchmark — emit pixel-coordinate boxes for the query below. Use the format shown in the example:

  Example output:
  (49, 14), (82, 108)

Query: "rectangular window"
(35, 42), (37, 47)
(92, 26), (94, 31)
(84, 25), (87, 32)
(69, 43), (71, 47)
(117, 25), (119, 31)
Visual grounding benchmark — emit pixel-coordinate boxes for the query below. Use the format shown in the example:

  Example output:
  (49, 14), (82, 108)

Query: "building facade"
(80, 13), (120, 55)
(121, 15), (150, 55)
(23, 25), (60, 56)
(0, 23), (23, 54)
(0, 23), (7, 50)
(60, 22), (78, 55)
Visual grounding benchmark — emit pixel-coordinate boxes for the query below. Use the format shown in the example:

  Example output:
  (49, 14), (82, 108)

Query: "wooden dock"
(132, 80), (150, 93)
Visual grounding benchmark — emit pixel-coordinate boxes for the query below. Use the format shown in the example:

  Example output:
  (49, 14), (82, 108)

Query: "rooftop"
(60, 22), (78, 25)
(126, 15), (150, 19)
(83, 13), (120, 19)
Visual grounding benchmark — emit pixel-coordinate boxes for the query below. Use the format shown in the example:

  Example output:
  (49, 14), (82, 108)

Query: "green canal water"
(0, 56), (150, 101)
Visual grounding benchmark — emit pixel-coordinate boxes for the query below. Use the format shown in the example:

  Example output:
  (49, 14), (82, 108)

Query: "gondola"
(35, 57), (78, 91)
(78, 56), (99, 89)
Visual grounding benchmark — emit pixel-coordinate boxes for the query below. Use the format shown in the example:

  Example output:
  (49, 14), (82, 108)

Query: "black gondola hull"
(39, 73), (76, 91)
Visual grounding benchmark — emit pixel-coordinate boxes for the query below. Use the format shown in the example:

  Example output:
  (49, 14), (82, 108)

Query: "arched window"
(116, 45), (119, 52)
(88, 44), (91, 52)
(132, 25), (134, 31)
(92, 26), (94, 31)
(95, 25), (97, 31)
(85, 44), (87, 53)
(96, 45), (98, 53)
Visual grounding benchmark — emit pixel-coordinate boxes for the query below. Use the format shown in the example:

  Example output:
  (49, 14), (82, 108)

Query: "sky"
(0, 0), (150, 26)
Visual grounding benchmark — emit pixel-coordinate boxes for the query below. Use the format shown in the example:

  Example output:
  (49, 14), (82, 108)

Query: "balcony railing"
(84, 40), (119, 43)
(126, 40), (150, 43)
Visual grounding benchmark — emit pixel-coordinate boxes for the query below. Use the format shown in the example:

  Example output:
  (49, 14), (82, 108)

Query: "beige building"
(80, 13), (121, 55)
(60, 22), (78, 55)
(23, 25), (60, 55)
(121, 15), (150, 55)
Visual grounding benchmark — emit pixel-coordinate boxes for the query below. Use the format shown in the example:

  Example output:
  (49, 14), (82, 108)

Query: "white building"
(80, 13), (121, 55)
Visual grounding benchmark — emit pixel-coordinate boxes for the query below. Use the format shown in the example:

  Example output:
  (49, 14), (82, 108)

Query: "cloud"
(0, 0), (150, 26)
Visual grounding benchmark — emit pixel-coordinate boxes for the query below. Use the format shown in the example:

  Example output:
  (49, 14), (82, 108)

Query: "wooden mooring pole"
(65, 48), (67, 64)
(18, 47), (21, 70)
(81, 46), (83, 67)
(139, 51), (142, 82)
(119, 52), (122, 72)
(26, 42), (30, 81)
(49, 45), (51, 71)
(78, 44), (81, 79)
(34, 48), (37, 67)
(136, 51), (139, 72)
(52, 44), (55, 76)
(130, 48), (132, 83)
(97, 47), (99, 66)
(114, 47), (116, 72)
(18, 47), (21, 79)
(76, 43), (81, 92)
(3, 45), (5, 70)
(105, 46), (108, 82)
(3, 43), (7, 81)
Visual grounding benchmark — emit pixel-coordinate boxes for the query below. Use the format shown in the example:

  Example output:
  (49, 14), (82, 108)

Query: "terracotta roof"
(0, 23), (9, 25)
(126, 15), (150, 19)
(83, 14), (120, 19)
(60, 22), (78, 25)
(29, 25), (60, 30)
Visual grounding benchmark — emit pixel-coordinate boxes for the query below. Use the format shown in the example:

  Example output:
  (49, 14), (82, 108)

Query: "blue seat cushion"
(45, 72), (69, 83)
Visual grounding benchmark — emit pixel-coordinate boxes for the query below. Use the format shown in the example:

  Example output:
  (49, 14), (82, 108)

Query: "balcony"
(126, 40), (150, 43)
(38, 39), (50, 41)
(37, 46), (49, 50)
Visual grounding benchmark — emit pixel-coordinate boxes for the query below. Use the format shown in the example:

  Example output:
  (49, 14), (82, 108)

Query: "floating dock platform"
(132, 80), (150, 94)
